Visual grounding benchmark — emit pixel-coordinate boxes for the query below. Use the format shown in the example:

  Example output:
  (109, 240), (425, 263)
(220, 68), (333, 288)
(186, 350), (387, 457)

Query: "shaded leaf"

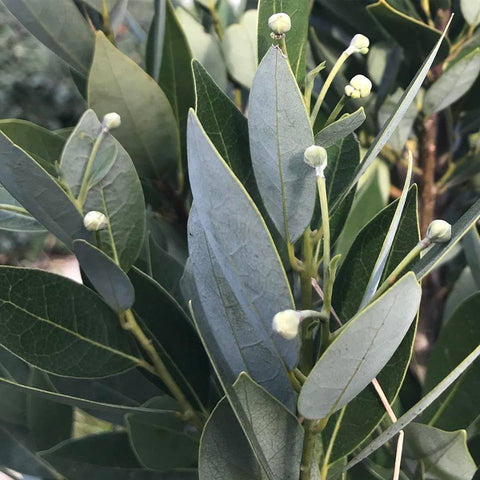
(443, 266), (478, 324)
(462, 226), (480, 287)
(0, 186), (45, 233)
(461, 0), (480, 26)
(315, 108), (366, 149)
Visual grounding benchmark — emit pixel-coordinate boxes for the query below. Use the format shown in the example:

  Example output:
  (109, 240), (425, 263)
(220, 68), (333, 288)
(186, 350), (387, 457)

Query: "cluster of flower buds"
(304, 145), (328, 177)
(268, 13), (291, 39)
(345, 74), (372, 99)
(102, 112), (121, 132)
(84, 211), (108, 232)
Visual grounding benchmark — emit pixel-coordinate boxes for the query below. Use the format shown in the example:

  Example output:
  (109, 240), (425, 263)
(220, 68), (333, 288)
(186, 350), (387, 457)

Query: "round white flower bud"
(84, 211), (108, 232)
(268, 13), (291, 36)
(426, 219), (452, 244)
(304, 145), (328, 170)
(272, 309), (301, 340)
(102, 112), (121, 131)
(345, 74), (372, 99)
(348, 34), (370, 55)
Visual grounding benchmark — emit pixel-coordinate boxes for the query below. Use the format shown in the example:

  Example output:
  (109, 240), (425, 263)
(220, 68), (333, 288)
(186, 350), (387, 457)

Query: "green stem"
(317, 176), (331, 312)
(0, 204), (32, 216)
(77, 130), (106, 209)
(321, 406), (346, 480)
(310, 51), (350, 126)
(300, 419), (320, 480)
(325, 95), (348, 127)
(279, 36), (288, 57)
(288, 241), (304, 272)
(209, 0), (224, 40)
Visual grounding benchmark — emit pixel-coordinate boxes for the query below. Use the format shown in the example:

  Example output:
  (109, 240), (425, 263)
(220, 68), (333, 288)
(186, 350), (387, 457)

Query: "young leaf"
(257, 0), (310, 84)
(413, 198), (480, 279)
(298, 273), (422, 420)
(187, 110), (297, 369)
(73, 240), (135, 313)
(0, 186), (45, 233)
(0, 267), (141, 378)
(60, 110), (146, 270)
(315, 108), (366, 149)
(88, 32), (180, 181)
(249, 46), (315, 242)
(0, 131), (90, 249)
(461, 0), (480, 26)
(146, 0), (167, 82)
(346, 343), (480, 471)
(424, 49), (480, 115)
(1, 0), (94, 75)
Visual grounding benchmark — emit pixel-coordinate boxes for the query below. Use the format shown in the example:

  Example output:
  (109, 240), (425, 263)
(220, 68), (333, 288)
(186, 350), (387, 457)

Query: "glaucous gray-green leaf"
(187, 110), (297, 369)
(424, 48), (480, 115)
(422, 292), (480, 431)
(176, 7), (228, 91)
(126, 397), (198, 471)
(60, 109), (146, 270)
(1, 0), (94, 75)
(0, 267), (141, 378)
(88, 32), (179, 181)
(257, 0), (309, 84)
(248, 45), (314, 242)
(315, 108), (366, 149)
(0, 132), (90, 249)
(405, 423), (476, 480)
(188, 208), (294, 409)
(462, 226), (480, 287)
(346, 343), (480, 471)
(461, 0), (480, 26)
(413, 198), (480, 279)
(40, 431), (197, 480)
(223, 9), (258, 88)
(0, 186), (45, 232)
(73, 240), (135, 313)
(200, 373), (304, 480)
(27, 369), (72, 451)
(299, 273), (421, 420)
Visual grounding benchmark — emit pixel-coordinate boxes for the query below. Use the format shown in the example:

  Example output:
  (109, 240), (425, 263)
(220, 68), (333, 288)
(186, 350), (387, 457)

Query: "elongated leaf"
(146, 0), (167, 82)
(188, 208), (294, 409)
(331, 16), (453, 214)
(462, 226), (480, 287)
(88, 32), (179, 181)
(315, 108), (366, 149)
(257, 0), (309, 83)
(346, 344), (480, 471)
(249, 45), (315, 242)
(0, 132), (90, 249)
(461, 0), (480, 26)
(413, 198), (480, 279)
(73, 240), (135, 313)
(61, 110), (146, 270)
(424, 49), (480, 115)
(0, 186), (45, 232)
(422, 292), (480, 430)
(0, 267), (141, 377)
(405, 423), (476, 480)
(40, 432), (197, 480)
(299, 273), (421, 420)
(187, 110), (297, 369)
(127, 397), (198, 471)
(1, 0), (94, 75)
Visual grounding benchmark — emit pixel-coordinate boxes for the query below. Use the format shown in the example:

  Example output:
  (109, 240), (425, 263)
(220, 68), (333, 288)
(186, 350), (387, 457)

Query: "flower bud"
(272, 309), (301, 340)
(304, 145), (328, 175)
(426, 219), (452, 244)
(348, 34), (370, 55)
(84, 211), (108, 232)
(102, 112), (121, 131)
(268, 13), (291, 37)
(345, 74), (372, 99)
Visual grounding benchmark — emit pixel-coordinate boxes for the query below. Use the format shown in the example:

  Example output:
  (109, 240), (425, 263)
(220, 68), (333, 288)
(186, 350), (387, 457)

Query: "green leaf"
(424, 49), (480, 115)
(462, 226), (480, 287)
(330, 15), (453, 214)
(176, 7), (228, 91)
(422, 292), (480, 431)
(126, 397), (198, 471)
(0, 186), (45, 233)
(298, 273), (421, 420)
(257, 0), (309, 84)
(199, 373), (304, 480)
(129, 267), (210, 409)
(443, 266), (478, 324)
(405, 423), (476, 480)
(187, 109), (297, 369)
(223, 9), (258, 88)
(413, 198), (480, 279)
(40, 431), (197, 480)
(367, 0), (450, 66)
(60, 109), (146, 270)
(146, 0), (167, 82)
(1, 0), (94, 75)
(248, 46), (314, 242)
(187, 208), (294, 409)
(73, 240), (135, 313)
(346, 343), (480, 471)
(0, 131), (90, 249)
(27, 369), (72, 451)
(461, 0), (480, 26)
(315, 108), (366, 149)
(88, 32), (180, 181)
(0, 266), (141, 378)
